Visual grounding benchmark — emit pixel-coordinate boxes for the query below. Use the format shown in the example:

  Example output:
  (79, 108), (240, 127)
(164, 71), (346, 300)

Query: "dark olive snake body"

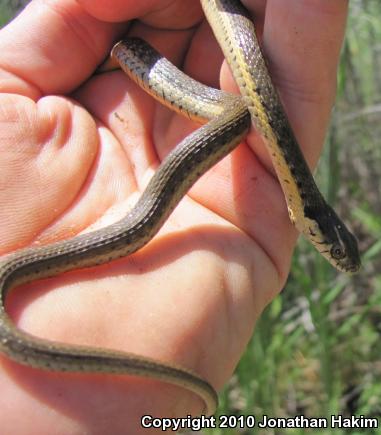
(0, 0), (360, 416)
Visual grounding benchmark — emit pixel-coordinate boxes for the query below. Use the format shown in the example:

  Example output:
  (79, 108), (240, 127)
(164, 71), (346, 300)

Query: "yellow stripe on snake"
(0, 0), (360, 416)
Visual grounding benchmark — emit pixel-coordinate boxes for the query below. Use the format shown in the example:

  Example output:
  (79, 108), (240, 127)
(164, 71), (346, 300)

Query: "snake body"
(0, 0), (360, 417)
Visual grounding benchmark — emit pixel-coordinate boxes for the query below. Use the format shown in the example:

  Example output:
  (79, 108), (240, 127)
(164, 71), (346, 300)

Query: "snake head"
(304, 203), (361, 273)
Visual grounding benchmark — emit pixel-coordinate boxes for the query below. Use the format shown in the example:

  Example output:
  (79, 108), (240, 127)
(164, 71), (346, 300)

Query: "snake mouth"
(345, 262), (361, 274)
(336, 257), (361, 274)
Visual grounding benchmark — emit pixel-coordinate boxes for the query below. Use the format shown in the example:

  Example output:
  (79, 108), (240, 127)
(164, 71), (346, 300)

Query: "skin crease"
(0, 0), (348, 433)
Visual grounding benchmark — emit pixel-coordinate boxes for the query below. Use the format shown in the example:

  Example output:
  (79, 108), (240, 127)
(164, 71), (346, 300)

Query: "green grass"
(0, 1), (27, 27)
(0, 5), (12, 27)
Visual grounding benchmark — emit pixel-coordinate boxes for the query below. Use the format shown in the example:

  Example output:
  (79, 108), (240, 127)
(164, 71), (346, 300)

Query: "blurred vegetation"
(0, 0), (27, 26)
(1, 1), (380, 434)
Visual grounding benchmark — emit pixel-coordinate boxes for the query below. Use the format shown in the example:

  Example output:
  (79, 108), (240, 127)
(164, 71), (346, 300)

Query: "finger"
(0, 0), (204, 97)
(78, 0), (203, 29)
(183, 0), (348, 283)
(0, 0), (123, 96)
(258, 0), (348, 168)
(242, 0), (266, 33)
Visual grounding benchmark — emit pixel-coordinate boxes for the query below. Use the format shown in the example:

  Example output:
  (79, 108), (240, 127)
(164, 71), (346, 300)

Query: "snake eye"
(331, 244), (346, 260)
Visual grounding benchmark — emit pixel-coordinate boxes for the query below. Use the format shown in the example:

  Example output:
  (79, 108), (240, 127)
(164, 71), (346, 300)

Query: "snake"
(0, 0), (360, 417)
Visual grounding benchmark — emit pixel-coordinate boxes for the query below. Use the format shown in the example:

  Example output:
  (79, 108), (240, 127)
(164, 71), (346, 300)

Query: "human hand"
(0, 0), (347, 433)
